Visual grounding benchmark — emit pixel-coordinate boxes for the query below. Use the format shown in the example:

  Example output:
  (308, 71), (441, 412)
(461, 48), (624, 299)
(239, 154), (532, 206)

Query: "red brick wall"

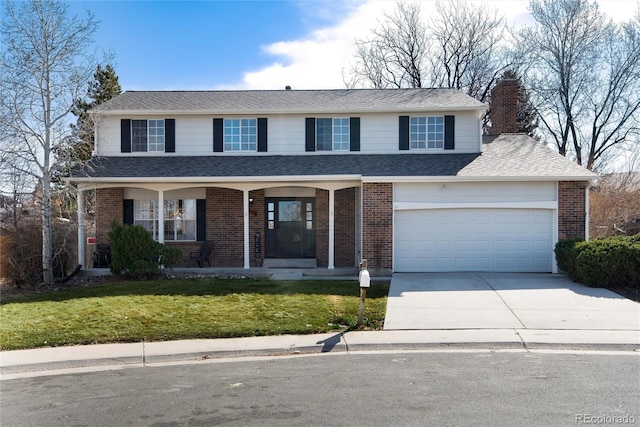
(558, 181), (588, 240)
(316, 189), (329, 267)
(206, 187), (243, 267)
(249, 189), (265, 267)
(95, 188), (123, 246)
(362, 183), (393, 269)
(489, 79), (518, 134)
(335, 187), (356, 267)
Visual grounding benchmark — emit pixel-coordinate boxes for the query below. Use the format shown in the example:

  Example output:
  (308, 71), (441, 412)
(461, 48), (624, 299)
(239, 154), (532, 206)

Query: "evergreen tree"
(70, 64), (122, 161)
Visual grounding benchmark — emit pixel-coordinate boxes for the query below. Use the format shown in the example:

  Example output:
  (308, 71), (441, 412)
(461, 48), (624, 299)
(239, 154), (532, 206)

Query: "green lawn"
(0, 278), (389, 351)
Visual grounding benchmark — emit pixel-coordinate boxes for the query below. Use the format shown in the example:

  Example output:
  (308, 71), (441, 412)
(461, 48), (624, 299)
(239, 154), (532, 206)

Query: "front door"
(265, 198), (315, 258)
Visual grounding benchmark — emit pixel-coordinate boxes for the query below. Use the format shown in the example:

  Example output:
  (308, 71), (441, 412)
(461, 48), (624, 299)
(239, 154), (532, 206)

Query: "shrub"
(574, 236), (640, 287)
(554, 239), (584, 280)
(108, 221), (181, 277)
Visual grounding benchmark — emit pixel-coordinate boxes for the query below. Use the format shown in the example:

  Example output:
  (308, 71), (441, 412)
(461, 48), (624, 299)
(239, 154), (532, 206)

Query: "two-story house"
(68, 79), (596, 274)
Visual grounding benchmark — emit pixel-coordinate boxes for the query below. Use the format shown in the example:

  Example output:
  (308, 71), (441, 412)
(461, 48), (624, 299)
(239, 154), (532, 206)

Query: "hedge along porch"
(81, 181), (361, 270)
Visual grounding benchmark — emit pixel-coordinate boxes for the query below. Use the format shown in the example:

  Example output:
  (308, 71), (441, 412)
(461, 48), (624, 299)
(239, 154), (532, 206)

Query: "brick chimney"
(488, 78), (519, 135)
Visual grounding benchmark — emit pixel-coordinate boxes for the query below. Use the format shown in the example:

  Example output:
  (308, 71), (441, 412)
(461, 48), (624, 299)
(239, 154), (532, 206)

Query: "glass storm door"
(265, 198), (315, 258)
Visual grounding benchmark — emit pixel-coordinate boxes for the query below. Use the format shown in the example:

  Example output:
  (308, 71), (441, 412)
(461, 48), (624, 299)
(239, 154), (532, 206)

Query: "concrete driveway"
(384, 272), (640, 331)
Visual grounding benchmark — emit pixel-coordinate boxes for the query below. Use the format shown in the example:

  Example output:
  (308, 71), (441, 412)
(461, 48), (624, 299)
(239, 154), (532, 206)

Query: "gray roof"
(92, 88), (487, 115)
(70, 134), (595, 181)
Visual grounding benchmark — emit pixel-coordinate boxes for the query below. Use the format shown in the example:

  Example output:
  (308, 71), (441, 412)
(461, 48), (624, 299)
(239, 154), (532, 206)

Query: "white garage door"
(394, 209), (553, 272)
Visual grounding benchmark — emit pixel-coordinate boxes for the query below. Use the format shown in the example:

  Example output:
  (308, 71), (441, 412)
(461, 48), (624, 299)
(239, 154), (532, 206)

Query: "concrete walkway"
(384, 272), (640, 330)
(1, 272), (638, 378)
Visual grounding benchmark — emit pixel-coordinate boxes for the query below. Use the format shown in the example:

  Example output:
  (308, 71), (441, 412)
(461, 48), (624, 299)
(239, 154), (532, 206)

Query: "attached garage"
(393, 182), (557, 273)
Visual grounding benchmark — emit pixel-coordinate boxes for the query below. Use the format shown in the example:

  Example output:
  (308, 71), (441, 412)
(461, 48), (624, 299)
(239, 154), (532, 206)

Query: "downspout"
(585, 180), (593, 241)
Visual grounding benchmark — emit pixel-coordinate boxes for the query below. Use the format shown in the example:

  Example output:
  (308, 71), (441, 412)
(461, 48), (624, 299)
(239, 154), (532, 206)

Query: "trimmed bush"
(108, 221), (181, 277)
(575, 236), (640, 287)
(554, 239), (584, 281)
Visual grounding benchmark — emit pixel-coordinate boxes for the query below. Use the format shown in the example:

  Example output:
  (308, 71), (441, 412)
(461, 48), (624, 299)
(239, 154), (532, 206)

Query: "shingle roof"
(92, 88), (487, 115)
(70, 135), (595, 182)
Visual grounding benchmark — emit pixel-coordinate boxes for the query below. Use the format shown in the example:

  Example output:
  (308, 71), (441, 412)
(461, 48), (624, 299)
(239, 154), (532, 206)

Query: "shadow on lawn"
(1, 278), (391, 304)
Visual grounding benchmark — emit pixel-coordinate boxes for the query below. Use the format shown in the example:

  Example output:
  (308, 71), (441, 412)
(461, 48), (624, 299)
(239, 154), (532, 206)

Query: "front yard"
(0, 278), (389, 351)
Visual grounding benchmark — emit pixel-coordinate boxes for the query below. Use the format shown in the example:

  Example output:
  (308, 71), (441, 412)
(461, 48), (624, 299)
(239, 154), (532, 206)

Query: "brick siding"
(362, 183), (393, 269)
(206, 187), (243, 267)
(335, 187), (356, 267)
(558, 181), (588, 240)
(315, 189), (329, 267)
(95, 188), (124, 246)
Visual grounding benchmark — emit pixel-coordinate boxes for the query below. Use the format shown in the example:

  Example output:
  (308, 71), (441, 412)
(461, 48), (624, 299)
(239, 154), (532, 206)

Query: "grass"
(0, 278), (389, 351)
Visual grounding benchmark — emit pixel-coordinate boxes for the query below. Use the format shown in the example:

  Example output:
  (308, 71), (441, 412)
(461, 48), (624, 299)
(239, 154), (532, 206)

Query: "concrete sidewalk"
(2, 328), (639, 378)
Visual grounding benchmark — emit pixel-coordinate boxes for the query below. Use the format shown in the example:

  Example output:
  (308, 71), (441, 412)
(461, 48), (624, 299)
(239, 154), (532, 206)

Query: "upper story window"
(224, 118), (257, 151)
(410, 116), (444, 149)
(132, 119), (165, 152)
(316, 118), (350, 151)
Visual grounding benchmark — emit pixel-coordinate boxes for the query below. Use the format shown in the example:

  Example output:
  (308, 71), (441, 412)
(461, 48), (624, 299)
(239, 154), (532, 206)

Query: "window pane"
(410, 116), (427, 149)
(316, 118), (332, 151)
(427, 116), (444, 149)
(278, 201), (302, 221)
(131, 120), (148, 152)
(333, 118), (349, 151)
(225, 118), (256, 151)
(148, 119), (164, 152)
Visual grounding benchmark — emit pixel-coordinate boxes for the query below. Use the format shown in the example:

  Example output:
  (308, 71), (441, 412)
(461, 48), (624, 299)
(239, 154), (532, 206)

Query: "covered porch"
(74, 178), (363, 271)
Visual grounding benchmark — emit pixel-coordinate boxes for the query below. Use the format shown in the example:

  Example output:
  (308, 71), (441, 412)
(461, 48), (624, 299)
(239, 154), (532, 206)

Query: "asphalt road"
(2, 351), (639, 426)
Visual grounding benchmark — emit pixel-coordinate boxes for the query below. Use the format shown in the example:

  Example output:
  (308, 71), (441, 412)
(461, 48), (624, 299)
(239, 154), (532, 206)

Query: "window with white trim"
(224, 118), (257, 151)
(132, 119), (165, 152)
(316, 118), (349, 151)
(410, 116), (444, 149)
(133, 199), (196, 241)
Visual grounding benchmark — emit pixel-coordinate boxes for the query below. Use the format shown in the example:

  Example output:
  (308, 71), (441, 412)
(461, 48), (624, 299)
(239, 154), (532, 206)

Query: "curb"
(2, 330), (638, 376)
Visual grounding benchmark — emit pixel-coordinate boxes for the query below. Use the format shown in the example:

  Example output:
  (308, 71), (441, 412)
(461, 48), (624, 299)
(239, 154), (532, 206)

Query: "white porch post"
(77, 189), (85, 266)
(328, 189), (335, 270)
(243, 190), (250, 269)
(158, 190), (164, 243)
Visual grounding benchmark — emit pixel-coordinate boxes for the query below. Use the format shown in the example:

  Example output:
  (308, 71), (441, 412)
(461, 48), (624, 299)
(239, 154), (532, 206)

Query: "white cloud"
(225, 0), (636, 90)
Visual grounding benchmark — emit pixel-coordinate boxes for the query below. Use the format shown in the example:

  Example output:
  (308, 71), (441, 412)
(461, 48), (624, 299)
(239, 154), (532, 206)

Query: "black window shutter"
(123, 199), (134, 225)
(213, 118), (224, 152)
(350, 117), (360, 151)
(399, 116), (409, 150)
(121, 119), (131, 153)
(257, 118), (268, 152)
(305, 118), (316, 152)
(444, 115), (455, 150)
(196, 199), (206, 241)
(165, 119), (175, 153)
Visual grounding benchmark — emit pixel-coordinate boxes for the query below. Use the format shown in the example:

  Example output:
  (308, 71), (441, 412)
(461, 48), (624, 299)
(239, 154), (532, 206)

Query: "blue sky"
(70, 0), (634, 91)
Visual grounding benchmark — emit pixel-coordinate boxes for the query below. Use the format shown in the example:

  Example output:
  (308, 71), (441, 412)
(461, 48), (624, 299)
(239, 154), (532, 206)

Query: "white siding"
(96, 111), (482, 156)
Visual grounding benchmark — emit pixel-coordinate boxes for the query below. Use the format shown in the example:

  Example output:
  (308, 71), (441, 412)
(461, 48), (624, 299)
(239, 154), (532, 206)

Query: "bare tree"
(518, 0), (640, 171)
(428, 1), (508, 102)
(352, 1), (427, 88)
(351, 0), (510, 103)
(0, 0), (99, 284)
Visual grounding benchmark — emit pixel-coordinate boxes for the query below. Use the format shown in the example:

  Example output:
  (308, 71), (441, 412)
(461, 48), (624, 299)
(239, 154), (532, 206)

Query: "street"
(2, 351), (639, 426)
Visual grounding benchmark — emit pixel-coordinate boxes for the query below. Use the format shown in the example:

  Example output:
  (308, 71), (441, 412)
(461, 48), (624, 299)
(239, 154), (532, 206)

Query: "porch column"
(243, 190), (250, 269)
(328, 189), (335, 270)
(77, 189), (85, 266)
(158, 190), (164, 243)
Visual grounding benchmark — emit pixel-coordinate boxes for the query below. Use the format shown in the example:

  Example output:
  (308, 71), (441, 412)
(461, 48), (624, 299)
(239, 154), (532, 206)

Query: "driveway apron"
(383, 272), (640, 331)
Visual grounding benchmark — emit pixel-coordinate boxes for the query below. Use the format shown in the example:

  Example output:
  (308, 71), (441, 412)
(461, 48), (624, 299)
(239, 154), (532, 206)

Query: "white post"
(329, 189), (335, 270)
(77, 189), (85, 267)
(158, 190), (164, 243)
(243, 190), (250, 269)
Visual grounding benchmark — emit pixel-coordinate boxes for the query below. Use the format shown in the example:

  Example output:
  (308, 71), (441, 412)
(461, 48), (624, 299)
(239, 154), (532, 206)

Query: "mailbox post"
(358, 259), (370, 326)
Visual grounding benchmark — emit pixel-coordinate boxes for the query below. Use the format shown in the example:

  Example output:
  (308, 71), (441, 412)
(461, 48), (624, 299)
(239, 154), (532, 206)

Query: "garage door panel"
(394, 209), (553, 272)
